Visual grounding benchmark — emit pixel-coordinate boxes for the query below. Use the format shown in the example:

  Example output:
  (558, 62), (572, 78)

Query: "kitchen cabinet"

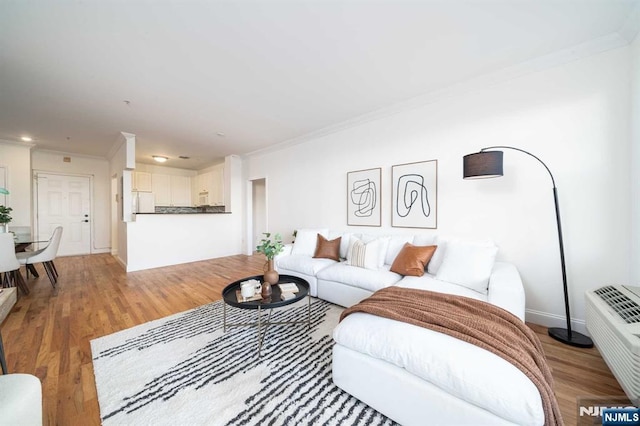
(170, 175), (191, 206)
(193, 165), (224, 206)
(210, 167), (224, 206)
(152, 174), (192, 206)
(133, 171), (152, 192)
(152, 174), (171, 205)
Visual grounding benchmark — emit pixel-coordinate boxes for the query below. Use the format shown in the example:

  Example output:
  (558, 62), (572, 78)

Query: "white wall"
(32, 150), (111, 253)
(244, 46), (632, 332)
(0, 142), (32, 227)
(631, 33), (640, 285)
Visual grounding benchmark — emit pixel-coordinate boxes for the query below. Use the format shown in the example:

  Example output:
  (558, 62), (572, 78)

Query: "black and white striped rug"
(91, 298), (396, 425)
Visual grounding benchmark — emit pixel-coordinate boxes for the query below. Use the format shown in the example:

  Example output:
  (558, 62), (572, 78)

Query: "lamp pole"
(476, 146), (593, 348)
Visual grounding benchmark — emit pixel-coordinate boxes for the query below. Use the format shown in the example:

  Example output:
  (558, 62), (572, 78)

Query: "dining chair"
(0, 233), (29, 295)
(16, 227), (63, 288)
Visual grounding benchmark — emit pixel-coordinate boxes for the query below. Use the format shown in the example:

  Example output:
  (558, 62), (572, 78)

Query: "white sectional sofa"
(276, 228), (545, 425)
(275, 228), (524, 315)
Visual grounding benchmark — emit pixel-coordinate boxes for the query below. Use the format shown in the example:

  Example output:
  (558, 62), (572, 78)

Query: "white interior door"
(36, 173), (91, 256)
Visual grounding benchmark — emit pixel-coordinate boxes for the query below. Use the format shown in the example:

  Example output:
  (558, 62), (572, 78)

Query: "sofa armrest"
(277, 244), (293, 258)
(486, 261), (526, 322)
(274, 244), (294, 271)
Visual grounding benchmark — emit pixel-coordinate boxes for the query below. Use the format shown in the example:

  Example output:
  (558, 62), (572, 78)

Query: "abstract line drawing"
(351, 178), (376, 217)
(392, 160), (437, 229)
(347, 168), (381, 227)
(396, 174), (430, 218)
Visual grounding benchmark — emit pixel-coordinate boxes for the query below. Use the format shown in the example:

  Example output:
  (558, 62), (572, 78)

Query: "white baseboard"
(525, 309), (589, 336)
(91, 248), (111, 254)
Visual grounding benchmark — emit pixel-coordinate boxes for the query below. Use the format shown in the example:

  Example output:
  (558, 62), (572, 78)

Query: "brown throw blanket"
(340, 286), (563, 426)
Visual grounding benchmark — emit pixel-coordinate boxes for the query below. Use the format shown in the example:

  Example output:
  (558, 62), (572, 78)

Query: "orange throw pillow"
(313, 234), (342, 261)
(390, 243), (437, 276)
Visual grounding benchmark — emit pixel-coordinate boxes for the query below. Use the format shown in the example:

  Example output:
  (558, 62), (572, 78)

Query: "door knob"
(82, 220), (89, 223)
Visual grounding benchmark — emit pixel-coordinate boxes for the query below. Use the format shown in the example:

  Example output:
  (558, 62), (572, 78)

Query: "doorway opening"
(248, 178), (267, 255)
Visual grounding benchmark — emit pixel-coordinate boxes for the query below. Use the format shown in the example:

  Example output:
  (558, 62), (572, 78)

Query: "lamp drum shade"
(463, 151), (504, 179)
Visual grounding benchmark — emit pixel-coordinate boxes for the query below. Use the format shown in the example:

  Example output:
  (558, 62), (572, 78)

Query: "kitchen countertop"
(136, 205), (228, 214)
(135, 211), (231, 214)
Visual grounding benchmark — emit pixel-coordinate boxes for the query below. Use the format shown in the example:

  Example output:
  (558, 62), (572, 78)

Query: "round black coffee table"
(221, 274), (310, 356)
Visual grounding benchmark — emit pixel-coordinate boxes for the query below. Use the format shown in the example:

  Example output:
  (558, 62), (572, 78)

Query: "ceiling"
(0, 0), (638, 170)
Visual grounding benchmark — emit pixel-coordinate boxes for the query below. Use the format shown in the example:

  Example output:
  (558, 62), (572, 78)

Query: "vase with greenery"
(256, 232), (284, 289)
(0, 205), (12, 233)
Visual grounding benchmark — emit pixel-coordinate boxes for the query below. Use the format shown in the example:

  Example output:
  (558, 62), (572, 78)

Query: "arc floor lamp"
(463, 146), (593, 348)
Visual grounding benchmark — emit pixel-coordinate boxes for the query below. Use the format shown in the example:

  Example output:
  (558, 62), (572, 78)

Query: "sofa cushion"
(277, 254), (337, 276)
(390, 243), (437, 277)
(328, 231), (352, 259)
(384, 235), (414, 265)
(292, 228), (328, 256)
(396, 274), (488, 303)
(435, 241), (498, 294)
(313, 234), (341, 261)
(427, 236), (494, 275)
(412, 234), (436, 247)
(317, 263), (402, 292)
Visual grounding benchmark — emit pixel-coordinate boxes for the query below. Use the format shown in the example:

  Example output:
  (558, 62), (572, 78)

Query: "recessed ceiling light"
(152, 155), (169, 163)
(21, 136), (32, 142)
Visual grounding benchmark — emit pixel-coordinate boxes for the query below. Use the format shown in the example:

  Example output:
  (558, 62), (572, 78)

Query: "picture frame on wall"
(392, 159), (437, 229)
(347, 167), (381, 227)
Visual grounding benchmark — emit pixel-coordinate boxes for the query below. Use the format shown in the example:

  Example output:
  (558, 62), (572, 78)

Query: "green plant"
(256, 232), (284, 260)
(0, 205), (12, 224)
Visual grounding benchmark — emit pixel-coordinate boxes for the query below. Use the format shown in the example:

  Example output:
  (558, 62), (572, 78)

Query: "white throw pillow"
(427, 236), (448, 275)
(346, 237), (381, 270)
(291, 228), (328, 256)
(328, 230), (352, 259)
(428, 236), (494, 275)
(385, 235), (414, 266)
(435, 241), (499, 294)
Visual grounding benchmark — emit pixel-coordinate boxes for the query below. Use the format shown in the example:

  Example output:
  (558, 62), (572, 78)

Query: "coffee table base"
(223, 296), (311, 357)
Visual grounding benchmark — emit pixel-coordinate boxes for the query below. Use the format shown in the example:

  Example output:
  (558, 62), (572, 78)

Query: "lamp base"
(548, 327), (594, 348)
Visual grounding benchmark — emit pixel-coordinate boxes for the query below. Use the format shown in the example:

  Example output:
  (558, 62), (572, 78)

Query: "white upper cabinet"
(193, 164), (225, 206)
(170, 175), (191, 206)
(152, 174), (171, 205)
(152, 173), (192, 207)
(210, 166), (224, 206)
(133, 171), (152, 192)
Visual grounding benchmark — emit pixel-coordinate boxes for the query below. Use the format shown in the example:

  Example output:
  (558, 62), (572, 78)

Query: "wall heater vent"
(585, 285), (640, 403)
(593, 286), (640, 324)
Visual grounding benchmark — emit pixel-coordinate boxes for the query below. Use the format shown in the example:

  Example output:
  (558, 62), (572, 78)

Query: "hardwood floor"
(0, 253), (629, 425)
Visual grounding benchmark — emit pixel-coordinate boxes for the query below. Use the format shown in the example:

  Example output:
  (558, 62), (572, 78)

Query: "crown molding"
(107, 131), (136, 161)
(32, 148), (108, 161)
(244, 31), (631, 159)
(0, 139), (36, 149)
